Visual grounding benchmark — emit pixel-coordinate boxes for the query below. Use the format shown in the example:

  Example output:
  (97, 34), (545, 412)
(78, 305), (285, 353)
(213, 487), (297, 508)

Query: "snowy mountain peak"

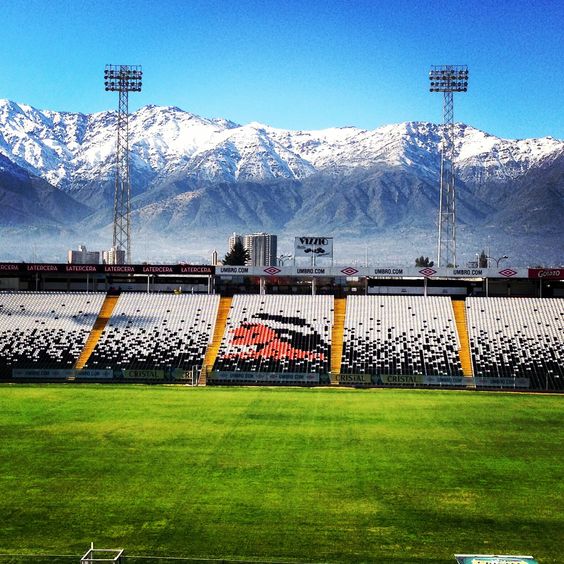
(0, 101), (562, 192)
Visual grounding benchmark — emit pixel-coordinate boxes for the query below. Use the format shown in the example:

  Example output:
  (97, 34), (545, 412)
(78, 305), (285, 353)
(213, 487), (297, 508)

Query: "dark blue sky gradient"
(2, 0), (563, 138)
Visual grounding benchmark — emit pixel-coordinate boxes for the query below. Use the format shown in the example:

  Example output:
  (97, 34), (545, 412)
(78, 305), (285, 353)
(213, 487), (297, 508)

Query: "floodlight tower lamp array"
(104, 66), (143, 92)
(429, 66), (469, 92)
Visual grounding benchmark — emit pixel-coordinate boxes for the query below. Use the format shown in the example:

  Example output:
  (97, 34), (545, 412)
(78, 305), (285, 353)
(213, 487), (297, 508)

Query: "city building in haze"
(244, 232), (278, 267)
(102, 247), (126, 265)
(67, 245), (100, 264)
(228, 232), (278, 267)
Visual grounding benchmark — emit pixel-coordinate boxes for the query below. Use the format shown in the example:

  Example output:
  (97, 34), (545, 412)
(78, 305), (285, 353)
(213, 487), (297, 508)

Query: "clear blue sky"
(2, 0), (563, 139)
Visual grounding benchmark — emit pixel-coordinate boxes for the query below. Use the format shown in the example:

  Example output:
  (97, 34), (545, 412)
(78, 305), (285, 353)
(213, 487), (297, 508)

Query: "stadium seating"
(212, 295), (334, 374)
(2, 289), (562, 391)
(466, 297), (564, 389)
(0, 291), (105, 375)
(340, 296), (463, 376)
(84, 293), (219, 372)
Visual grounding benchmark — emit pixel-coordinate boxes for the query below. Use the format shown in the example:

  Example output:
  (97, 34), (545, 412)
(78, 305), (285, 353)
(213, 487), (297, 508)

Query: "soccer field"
(0, 385), (562, 563)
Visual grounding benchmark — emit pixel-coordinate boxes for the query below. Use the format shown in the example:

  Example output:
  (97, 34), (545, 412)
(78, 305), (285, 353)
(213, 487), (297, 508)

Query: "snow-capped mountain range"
(0, 99), (562, 264)
(1, 99), (562, 188)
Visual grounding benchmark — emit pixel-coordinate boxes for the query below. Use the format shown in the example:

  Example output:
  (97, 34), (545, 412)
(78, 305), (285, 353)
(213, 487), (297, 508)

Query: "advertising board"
(294, 237), (333, 258)
(13, 368), (113, 379)
(379, 374), (424, 385)
(527, 268), (564, 280)
(454, 555), (538, 564)
(377, 375), (470, 386)
(215, 266), (532, 279)
(338, 374), (373, 384)
(0, 263), (215, 275)
(74, 369), (114, 380)
(474, 377), (530, 389)
(209, 372), (319, 384)
(0, 262), (545, 279)
(123, 369), (166, 380)
(423, 376), (470, 386)
(12, 368), (71, 379)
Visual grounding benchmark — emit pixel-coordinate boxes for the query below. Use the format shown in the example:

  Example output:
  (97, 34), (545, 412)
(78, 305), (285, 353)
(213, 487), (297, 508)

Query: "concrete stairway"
(73, 294), (119, 374)
(330, 298), (347, 384)
(452, 299), (474, 379)
(199, 296), (232, 386)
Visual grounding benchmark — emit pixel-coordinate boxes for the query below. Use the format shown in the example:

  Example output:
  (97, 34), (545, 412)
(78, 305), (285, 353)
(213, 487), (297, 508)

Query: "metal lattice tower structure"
(429, 65), (468, 267)
(104, 65), (143, 264)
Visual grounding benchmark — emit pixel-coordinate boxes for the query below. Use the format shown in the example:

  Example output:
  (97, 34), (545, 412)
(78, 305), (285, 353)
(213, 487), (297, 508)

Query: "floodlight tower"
(104, 64), (142, 264)
(429, 65), (468, 267)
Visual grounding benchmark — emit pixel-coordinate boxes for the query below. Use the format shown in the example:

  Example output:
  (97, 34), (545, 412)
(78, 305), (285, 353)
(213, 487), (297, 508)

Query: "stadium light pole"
(429, 65), (469, 268)
(486, 255), (509, 268)
(278, 253), (292, 266)
(104, 64), (143, 264)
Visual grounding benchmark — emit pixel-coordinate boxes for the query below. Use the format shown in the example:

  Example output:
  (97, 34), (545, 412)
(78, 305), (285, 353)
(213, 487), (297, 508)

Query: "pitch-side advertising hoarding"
(454, 555), (538, 564)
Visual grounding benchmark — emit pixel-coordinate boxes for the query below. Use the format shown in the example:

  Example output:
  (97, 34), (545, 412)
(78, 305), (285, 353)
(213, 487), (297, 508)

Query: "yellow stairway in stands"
(199, 296), (232, 386)
(452, 299), (474, 379)
(330, 298), (347, 384)
(73, 294), (119, 372)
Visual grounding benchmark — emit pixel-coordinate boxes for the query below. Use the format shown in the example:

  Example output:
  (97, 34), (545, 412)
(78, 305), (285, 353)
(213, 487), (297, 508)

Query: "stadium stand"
(212, 295), (334, 374)
(466, 297), (564, 389)
(83, 293), (219, 372)
(0, 291), (105, 375)
(340, 295), (463, 376)
(2, 289), (562, 391)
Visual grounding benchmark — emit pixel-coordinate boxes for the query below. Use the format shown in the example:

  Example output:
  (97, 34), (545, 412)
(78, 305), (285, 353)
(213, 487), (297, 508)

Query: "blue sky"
(2, 0), (563, 139)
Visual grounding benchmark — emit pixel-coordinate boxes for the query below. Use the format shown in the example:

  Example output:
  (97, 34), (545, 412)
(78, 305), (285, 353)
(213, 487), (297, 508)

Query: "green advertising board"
(380, 374), (424, 385)
(338, 373), (373, 384)
(455, 555), (538, 564)
(123, 369), (165, 380)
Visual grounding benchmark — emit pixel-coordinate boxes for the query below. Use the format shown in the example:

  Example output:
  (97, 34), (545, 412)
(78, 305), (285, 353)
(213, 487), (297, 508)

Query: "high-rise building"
(67, 245), (100, 264)
(244, 233), (278, 267)
(226, 232), (278, 266)
(102, 247), (126, 265)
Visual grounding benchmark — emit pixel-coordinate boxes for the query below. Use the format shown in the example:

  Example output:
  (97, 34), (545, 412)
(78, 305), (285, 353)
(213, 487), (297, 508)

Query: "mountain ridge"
(1, 99), (562, 191)
(0, 100), (562, 264)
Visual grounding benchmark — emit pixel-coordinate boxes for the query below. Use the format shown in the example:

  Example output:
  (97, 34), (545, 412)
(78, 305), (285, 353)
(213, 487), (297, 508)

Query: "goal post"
(81, 543), (124, 564)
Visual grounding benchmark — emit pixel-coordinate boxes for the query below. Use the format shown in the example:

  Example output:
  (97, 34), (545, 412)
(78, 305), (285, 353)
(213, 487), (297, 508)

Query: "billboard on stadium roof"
(294, 236), (333, 258)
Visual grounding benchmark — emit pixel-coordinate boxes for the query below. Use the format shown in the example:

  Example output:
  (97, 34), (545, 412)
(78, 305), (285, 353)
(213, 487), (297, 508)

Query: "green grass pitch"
(0, 385), (562, 563)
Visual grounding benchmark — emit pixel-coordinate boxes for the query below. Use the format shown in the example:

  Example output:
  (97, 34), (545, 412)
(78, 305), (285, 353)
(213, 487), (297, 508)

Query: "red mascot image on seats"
(218, 313), (328, 371)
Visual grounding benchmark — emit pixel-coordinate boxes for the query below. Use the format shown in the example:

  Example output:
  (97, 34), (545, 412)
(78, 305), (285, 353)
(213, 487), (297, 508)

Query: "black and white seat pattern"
(213, 295), (333, 374)
(340, 296), (463, 376)
(0, 292), (105, 375)
(467, 297), (564, 389)
(85, 293), (219, 371)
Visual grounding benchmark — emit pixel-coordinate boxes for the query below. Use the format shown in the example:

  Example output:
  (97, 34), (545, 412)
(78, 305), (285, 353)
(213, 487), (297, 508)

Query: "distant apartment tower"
(244, 232), (278, 267)
(211, 249), (220, 266)
(67, 245), (100, 264)
(227, 232), (278, 266)
(102, 246), (126, 265)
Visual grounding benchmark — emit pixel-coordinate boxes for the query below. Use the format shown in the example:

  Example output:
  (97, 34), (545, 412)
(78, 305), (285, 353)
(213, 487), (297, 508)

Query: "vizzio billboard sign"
(294, 237), (333, 258)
